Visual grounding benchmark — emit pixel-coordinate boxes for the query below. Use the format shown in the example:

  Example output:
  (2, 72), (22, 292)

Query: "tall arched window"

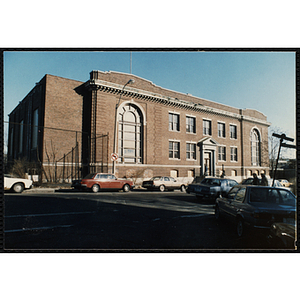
(251, 129), (261, 166)
(118, 104), (143, 163)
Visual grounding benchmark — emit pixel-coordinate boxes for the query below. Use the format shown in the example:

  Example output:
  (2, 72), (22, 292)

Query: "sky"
(4, 50), (296, 141)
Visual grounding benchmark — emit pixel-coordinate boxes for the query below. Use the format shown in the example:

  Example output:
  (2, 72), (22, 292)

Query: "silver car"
(142, 176), (187, 192)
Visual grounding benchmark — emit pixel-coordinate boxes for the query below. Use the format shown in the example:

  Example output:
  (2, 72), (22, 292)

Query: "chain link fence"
(4, 121), (109, 183)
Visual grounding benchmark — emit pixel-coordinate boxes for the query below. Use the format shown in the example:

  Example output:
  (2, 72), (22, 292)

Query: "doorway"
(204, 152), (211, 176)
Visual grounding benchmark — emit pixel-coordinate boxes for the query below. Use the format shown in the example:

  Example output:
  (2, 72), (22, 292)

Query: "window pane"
(119, 104), (143, 163)
(124, 149), (135, 156)
(124, 140), (135, 148)
(124, 111), (136, 122)
(124, 132), (135, 140)
(124, 125), (135, 132)
(32, 109), (38, 148)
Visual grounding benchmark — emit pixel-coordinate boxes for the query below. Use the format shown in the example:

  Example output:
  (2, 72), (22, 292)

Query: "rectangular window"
(203, 119), (212, 135)
(186, 116), (196, 133)
(169, 113), (180, 131)
(218, 122), (226, 138)
(230, 147), (238, 162)
(169, 141), (180, 159)
(186, 143), (196, 160)
(32, 109), (39, 149)
(9, 127), (14, 156)
(19, 120), (24, 153)
(230, 124), (237, 139)
(218, 146), (226, 161)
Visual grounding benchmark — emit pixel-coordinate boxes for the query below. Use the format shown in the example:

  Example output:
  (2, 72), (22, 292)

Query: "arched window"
(118, 104), (143, 163)
(251, 129), (261, 166)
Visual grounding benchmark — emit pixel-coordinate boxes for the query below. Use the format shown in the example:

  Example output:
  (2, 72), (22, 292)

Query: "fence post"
(62, 154), (65, 182)
(71, 146), (74, 181)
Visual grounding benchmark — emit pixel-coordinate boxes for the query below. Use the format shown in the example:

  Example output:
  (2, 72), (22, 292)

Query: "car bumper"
(72, 183), (87, 190)
(190, 191), (214, 199)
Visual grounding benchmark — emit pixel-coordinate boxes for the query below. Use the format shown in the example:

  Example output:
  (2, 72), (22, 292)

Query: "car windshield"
(249, 187), (296, 206)
(201, 178), (221, 186)
(83, 173), (96, 179)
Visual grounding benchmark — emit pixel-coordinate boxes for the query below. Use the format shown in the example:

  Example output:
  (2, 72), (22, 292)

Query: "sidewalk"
(23, 183), (73, 193)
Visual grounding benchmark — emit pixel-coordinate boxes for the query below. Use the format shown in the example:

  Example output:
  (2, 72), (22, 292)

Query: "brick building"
(7, 70), (271, 183)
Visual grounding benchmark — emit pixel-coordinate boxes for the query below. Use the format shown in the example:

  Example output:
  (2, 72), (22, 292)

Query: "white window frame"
(169, 140), (180, 160)
(217, 122), (226, 138)
(169, 112), (180, 132)
(251, 128), (261, 166)
(230, 124), (237, 140)
(186, 142), (196, 160)
(230, 146), (238, 162)
(186, 115), (196, 134)
(218, 145), (226, 161)
(203, 119), (212, 136)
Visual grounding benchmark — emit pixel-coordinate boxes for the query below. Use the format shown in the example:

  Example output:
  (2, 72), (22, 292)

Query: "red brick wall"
(43, 75), (83, 162)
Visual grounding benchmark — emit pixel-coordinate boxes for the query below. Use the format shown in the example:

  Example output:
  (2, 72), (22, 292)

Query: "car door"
(227, 186), (247, 220)
(97, 174), (109, 188)
(163, 177), (171, 189)
(220, 186), (240, 218)
(107, 174), (121, 189)
(169, 177), (178, 189)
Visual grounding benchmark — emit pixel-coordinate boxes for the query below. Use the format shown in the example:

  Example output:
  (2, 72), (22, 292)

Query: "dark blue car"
(215, 185), (296, 238)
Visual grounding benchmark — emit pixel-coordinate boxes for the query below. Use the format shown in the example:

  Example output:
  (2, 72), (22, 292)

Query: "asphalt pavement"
(3, 189), (294, 251)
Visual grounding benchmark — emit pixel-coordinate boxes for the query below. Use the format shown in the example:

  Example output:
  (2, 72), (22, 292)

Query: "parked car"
(268, 220), (296, 249)
(4, 174), (33, 193)
(186, 177), (238, 202)
(278, 179), (292, 187)
(215, 185), (296, 238)
(241, 177), (286, 188)
(72, 173), (134, 192)
(142, 176), (187, 192)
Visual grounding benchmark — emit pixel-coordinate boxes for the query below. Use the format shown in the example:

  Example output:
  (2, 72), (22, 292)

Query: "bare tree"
(268, 126), (288, 177)
(44, 139), (60, 182)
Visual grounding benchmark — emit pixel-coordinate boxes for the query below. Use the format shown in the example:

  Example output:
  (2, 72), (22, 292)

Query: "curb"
(23, 188), (57, 193)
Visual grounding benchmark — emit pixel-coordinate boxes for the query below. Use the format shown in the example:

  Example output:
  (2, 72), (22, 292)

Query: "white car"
(142, 176), (187, 192)
(4, 175), (33, 193)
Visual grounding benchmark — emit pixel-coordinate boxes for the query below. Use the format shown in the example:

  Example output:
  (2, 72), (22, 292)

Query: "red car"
(72, 173), (134, 192)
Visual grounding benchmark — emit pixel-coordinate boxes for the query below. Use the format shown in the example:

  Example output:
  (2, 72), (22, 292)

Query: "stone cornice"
(88, 79), (271, 127)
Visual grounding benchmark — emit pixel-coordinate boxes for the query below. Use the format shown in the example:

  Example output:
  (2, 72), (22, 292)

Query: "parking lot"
(3, 189), (295, 251)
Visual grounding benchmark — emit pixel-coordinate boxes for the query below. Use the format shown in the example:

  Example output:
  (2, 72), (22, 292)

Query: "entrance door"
(198, 137), (218, 177)
(204, 152), (211, 176)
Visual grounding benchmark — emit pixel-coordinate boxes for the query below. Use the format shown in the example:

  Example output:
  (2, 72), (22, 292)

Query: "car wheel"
(91, 184), (100, 193)
(180, 185), (186, 192)
(236, 218), (244, 238)
(123, 184), (130, 192)
(12, 183), (24, 193)
(215, 205), (221, 221)
(159, 185), (165, 192)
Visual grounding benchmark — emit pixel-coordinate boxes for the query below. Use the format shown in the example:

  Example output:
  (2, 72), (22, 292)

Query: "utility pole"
(271, 133), (296, 186)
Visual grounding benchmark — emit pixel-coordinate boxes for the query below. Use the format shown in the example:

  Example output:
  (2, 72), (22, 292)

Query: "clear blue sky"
(4, 50), (296, 140)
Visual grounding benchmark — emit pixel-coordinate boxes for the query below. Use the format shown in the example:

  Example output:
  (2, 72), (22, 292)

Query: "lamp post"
(112, 79), (135, 175)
